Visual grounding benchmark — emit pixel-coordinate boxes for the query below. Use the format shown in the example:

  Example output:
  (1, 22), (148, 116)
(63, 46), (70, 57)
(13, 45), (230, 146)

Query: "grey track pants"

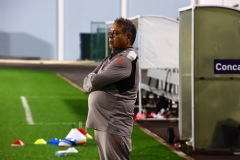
(94, 130), (132, 160)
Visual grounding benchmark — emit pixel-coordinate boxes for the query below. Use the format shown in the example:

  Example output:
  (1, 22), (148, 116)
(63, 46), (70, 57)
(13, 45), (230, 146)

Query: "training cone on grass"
(34, 138), (47, 144)
(11, 140), (24, 146)
(78, 128), (93, 140)
(78, 128), (87, 135)
(66, 147), (78, 153)
(59, 128), (86, 146)
(55, 147), (78, 157)
(48, 138), (60, 146)
(66, 128), (86, 145)
(59, 138), (77, 147)
(86, 133), (93, 140)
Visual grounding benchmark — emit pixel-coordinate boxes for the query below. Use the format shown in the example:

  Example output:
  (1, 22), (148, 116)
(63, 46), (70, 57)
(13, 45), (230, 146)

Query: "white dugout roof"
(106, 15), (179, 69)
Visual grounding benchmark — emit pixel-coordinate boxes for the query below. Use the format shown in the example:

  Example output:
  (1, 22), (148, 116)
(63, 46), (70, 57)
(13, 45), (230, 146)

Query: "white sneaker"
(159, 108), (165, 115)
(185, 140), (192, 146)
(153, 114), (165, 119)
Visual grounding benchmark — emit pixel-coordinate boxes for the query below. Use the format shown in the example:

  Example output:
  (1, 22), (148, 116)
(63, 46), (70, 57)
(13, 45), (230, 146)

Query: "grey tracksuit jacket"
(83, 48), (139, 137)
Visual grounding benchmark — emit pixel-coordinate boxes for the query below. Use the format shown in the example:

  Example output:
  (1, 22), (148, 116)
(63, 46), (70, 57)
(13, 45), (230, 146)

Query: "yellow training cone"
(34, 138), (47, 144)
(86, 133), (93, 140)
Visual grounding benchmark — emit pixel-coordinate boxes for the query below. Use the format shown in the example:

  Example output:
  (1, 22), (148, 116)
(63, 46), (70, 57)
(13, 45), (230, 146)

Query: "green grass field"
(0, 67), (186, 160)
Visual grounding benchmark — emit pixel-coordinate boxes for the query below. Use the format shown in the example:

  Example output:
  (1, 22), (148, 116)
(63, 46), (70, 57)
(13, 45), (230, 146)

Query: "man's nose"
(109, 33), (113, 38)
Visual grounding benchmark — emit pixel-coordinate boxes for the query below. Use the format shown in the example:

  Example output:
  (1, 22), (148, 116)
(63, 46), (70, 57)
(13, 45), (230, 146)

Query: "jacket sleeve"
(91, 56), (133, 89)
(82, 56), (108, 93)
(83, 73), (96, 93)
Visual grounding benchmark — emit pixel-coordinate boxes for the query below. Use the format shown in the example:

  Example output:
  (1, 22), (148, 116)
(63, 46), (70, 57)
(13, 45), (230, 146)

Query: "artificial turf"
(0, 67), (186, 160)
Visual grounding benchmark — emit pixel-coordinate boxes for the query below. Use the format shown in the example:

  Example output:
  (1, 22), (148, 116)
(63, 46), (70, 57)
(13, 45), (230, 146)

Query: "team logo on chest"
(116, 57), (123, 63)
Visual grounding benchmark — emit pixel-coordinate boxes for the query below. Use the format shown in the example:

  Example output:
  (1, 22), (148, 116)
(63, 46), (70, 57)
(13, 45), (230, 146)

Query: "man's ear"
(127, 33), (132, 44)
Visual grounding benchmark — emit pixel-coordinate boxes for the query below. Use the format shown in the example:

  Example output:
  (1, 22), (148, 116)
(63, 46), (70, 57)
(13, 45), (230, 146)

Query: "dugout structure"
(105, 15), (179, 112)
(179, 5), (240, 152)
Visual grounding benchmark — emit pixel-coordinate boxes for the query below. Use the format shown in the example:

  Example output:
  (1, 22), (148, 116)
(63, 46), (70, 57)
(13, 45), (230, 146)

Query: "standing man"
(83, 17), (139, 160)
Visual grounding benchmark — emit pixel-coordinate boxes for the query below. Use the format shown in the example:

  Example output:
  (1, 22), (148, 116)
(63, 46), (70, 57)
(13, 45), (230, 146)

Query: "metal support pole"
(57, 0), (64, 60)
(121, 0), (128, 18)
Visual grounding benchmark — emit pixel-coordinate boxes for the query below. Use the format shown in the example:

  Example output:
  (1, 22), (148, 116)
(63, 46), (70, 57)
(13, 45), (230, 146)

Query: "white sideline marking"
(34, 122), (77, 125)
(20, 96), (35, 125)
(26, 95), (84, 98)
(20, 96), (85, 126)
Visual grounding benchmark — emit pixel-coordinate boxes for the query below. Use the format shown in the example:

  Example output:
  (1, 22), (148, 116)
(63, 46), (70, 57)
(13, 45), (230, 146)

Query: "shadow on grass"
(131, 144), (185, 160)
(63, 98), (88, 120)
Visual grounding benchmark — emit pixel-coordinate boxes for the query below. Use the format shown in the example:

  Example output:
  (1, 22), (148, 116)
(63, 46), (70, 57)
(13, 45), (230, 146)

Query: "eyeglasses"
(108, 30), (123, 37)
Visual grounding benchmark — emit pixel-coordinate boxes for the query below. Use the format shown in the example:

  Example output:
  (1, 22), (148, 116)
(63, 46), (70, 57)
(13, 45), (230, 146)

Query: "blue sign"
(214, 59), (240, 74)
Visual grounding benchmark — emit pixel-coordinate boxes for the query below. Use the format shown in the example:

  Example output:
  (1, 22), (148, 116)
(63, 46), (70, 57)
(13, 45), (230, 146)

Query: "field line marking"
(34, 122), (82, 126)
(135, 123), (195, 160)
(20, 96), (35, 125)
(26, 95), (85, 99)
(57, 73), (85, 92)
